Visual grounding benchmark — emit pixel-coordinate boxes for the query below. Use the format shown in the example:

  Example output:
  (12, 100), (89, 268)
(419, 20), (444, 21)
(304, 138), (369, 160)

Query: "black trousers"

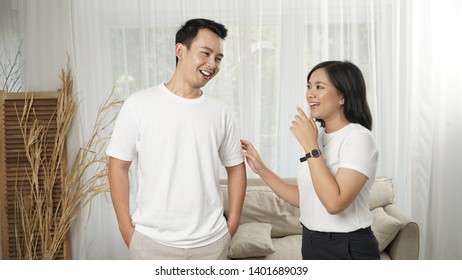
(301, 224), (380, 260)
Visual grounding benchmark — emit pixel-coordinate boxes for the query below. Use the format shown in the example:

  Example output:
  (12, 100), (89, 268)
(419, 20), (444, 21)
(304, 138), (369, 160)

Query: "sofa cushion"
(370, 177), (395, 210)
(221, 185), (302, 237)
(228, 222), (275, 259)
(371, 207), (402, 251)
(264, 235), (302, 260)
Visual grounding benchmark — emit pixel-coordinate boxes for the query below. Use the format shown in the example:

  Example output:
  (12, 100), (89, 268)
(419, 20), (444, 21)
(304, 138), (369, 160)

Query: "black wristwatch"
(299, 148), (322, 162)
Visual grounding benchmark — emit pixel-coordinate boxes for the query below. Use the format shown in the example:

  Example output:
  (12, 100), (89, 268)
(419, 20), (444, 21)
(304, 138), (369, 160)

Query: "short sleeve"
(338, 131), (378, 178)
(218, 107), (244, 167)
(106, 100), (139, 161)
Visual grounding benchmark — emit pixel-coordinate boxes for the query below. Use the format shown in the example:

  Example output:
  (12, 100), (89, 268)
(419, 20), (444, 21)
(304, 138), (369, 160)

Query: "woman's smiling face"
(306, 68), (345, 122)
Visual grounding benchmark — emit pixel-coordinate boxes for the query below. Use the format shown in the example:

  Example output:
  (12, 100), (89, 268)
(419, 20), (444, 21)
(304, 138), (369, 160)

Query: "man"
(107, 18), (246, 260)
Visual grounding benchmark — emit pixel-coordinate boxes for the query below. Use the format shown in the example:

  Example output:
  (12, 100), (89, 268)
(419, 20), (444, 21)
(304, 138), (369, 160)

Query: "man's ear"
(175, 43), (185, 62)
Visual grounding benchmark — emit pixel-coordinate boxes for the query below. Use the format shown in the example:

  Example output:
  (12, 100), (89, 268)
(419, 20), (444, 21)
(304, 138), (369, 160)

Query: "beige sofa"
(220, 177), (419, 260)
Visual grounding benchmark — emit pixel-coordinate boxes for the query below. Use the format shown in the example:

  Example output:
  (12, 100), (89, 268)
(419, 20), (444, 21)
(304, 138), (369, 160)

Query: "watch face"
(311, 149), (321, 158)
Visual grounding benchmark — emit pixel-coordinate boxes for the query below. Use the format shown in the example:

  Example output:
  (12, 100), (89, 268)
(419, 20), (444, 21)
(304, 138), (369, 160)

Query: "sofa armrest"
(383, 204), (420, 260)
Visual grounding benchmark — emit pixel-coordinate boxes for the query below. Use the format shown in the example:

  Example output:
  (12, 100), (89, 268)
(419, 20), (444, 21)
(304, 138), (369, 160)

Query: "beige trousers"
(129, 230), (231, 260)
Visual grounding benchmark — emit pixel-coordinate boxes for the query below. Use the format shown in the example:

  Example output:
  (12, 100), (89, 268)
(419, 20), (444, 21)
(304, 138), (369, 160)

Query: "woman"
(241, 61), (380, 260)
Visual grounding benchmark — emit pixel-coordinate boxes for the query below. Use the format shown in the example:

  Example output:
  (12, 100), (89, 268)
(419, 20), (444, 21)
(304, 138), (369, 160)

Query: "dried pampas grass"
(13, 64), (122, 259)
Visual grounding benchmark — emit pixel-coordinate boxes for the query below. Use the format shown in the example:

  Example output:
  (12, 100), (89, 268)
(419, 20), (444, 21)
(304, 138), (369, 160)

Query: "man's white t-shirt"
(106, 83), (243, 248)
(298, 123), (378, 233)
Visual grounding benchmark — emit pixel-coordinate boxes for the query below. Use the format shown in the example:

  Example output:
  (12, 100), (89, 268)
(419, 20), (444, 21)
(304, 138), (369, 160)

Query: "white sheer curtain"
(395, 0), (462, 259)
(3, 0), (461, 259)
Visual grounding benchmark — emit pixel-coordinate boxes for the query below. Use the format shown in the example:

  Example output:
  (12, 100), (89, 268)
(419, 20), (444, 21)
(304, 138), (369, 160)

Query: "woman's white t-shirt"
(298, 123), (378, 233)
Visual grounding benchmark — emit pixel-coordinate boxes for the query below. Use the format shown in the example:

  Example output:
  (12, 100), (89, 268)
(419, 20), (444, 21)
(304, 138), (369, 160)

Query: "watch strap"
(299, 155), (309, 162)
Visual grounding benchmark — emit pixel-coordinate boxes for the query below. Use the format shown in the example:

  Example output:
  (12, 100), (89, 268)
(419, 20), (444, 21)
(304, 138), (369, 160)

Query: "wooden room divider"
(0, 90), (70, 259)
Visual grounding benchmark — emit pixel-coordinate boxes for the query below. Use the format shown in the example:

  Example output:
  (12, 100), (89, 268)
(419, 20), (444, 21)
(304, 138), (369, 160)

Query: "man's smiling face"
(178, 28), (224, 88)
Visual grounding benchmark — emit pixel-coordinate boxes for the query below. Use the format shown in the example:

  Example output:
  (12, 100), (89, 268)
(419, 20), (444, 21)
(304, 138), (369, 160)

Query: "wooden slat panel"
(0, 90), (70, 260)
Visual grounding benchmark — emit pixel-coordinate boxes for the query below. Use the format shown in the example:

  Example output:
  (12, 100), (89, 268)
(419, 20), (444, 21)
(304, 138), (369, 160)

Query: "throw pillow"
(228, 222), (275, 259)
(369, 178), (395, 210)
(371, 207), (402, 251)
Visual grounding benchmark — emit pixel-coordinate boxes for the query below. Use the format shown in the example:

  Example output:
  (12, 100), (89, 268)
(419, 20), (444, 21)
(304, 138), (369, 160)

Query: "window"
(0, 0), (22, 92)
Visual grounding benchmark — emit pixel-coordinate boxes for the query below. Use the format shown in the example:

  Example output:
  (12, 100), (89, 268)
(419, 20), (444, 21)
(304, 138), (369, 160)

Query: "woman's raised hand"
(241, 139), (266, 175)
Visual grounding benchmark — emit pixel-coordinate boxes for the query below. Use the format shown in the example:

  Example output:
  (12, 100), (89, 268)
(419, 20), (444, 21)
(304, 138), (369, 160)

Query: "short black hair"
(175, 18), (228, 64)
(307, 61), (373, 130)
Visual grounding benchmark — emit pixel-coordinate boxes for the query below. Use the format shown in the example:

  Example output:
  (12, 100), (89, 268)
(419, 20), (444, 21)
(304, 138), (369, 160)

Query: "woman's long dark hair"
(307, 61), (373, 130)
